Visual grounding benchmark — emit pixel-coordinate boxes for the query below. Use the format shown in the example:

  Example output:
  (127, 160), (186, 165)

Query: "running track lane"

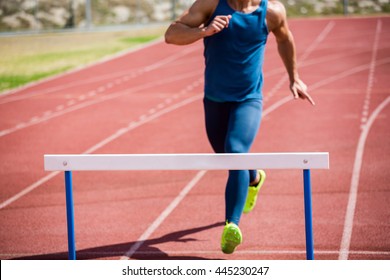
(0, 17), (389, 260)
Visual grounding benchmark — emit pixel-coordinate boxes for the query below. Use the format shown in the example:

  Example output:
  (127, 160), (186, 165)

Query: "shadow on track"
(12, 221), (224, 260)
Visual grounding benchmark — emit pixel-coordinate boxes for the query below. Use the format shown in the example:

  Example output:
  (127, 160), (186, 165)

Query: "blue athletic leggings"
(203, 97), (263, 225)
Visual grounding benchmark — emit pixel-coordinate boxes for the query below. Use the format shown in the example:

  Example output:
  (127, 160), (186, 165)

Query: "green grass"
(0, 69), (70, 90)
(120, 35), (159, 44)
(0, 27), (166, 93)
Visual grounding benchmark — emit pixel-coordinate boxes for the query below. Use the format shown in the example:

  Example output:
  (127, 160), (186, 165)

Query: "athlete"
(165, 0), (315, 254)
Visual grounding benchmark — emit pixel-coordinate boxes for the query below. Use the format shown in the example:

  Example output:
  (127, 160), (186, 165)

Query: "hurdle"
(44, 152), (329, 260)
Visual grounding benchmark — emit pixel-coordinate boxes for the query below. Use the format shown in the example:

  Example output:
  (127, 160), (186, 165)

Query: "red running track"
(0, 16), (389, 260)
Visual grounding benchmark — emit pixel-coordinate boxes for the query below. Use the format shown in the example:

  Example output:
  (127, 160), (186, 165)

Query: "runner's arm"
(267, 1), (315, 105)
(165, 0), (231, 45)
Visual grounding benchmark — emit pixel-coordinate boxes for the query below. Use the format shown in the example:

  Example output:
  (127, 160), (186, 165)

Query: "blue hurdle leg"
(64, 171), (76, 260)
(303, 169), (314, 260)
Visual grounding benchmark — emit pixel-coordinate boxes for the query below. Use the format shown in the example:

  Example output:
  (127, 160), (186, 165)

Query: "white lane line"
(120, 170), (207, 260)
(301, 21), (336, 62)
(360, 20), (382, 129)
(339, 20), (384, 260)
(339, 96), (390, 260)
(0, 171), (60, 210)
(67, 100), (75, 106)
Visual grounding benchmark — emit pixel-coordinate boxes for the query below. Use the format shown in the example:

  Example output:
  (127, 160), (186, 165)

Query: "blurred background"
(0, 0), (389, 32)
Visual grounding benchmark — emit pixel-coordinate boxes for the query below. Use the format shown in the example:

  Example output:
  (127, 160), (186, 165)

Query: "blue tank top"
(204, 0), (268, 102)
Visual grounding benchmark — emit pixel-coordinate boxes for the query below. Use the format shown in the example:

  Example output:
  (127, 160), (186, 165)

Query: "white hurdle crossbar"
(44, 152), (329, 260)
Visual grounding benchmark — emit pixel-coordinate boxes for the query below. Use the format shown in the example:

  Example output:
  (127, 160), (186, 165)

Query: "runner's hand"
(290, 79), (315, 105)
(205, 15), (232, 36)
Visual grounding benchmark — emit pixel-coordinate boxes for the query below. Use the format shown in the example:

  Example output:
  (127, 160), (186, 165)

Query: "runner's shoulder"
(266, 0), (287, 31)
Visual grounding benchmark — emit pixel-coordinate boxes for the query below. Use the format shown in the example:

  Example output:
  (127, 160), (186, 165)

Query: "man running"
(165, 0), (315, 254)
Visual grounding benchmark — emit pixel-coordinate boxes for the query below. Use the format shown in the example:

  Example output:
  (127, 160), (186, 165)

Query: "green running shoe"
(221, 222), (243, 254)
(243, 170), (266, 214)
